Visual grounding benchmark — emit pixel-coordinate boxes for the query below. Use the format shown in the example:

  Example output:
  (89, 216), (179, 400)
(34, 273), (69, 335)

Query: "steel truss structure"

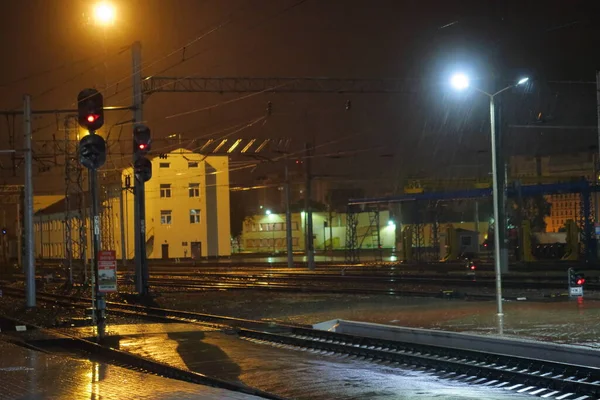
(346, 179), (598, 264)
(63, 115), (87, 282)
(142, 76), (419, 95)
(344, 204), (382, 263)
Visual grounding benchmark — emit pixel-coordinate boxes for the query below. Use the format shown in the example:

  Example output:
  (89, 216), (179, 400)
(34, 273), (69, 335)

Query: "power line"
(105, 0), (312, 104)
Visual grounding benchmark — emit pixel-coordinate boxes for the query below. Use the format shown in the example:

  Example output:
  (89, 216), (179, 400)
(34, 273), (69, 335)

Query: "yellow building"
(33, 149), (231, 260)
(545, 194), (580, 233)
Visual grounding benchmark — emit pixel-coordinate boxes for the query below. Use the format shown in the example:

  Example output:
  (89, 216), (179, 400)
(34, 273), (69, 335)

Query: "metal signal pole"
(132, 41), (148, 295)
(88, 136), (105, 338)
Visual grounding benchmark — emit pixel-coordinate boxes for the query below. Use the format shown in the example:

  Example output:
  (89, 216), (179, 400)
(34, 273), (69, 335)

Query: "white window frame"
(190, 209), (201, 224)
(160, 184), (172, 198)
(160, 210), (172, 225)
(189, 183), (200, 198)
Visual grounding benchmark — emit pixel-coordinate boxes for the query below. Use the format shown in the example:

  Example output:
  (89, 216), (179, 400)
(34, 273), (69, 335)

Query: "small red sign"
(97, 250), (117, 293)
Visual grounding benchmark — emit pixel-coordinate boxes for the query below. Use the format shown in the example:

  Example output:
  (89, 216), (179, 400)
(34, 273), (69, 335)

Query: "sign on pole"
(97, 250), (117, 293)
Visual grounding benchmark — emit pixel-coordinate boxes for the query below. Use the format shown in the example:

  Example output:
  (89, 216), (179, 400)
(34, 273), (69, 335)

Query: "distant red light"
(139, 144), (146, 150)
(577, 278), (585, 285)
(470, 265), (476, 270)
(87, 115), (96, 123)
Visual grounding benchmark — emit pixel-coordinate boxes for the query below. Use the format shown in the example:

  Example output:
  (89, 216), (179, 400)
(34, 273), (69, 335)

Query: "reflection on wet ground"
(0, 337), (262, 399)
(106, 323), (532, 399)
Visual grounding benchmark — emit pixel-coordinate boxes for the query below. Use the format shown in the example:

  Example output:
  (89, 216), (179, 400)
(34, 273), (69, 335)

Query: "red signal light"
(470, 265), (476, 270)
(577, 278), (585, 285)
(87, 114), (97, 123)
(138, 143), (146, 150)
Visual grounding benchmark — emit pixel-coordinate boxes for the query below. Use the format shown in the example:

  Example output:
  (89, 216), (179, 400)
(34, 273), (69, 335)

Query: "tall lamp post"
(451, 73), (529, 333)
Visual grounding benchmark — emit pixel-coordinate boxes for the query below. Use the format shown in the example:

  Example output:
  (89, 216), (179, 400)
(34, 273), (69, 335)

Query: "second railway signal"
(77, 88), (104, 132)
(134, 157), (152, 183)
(79, 134), (106, 170)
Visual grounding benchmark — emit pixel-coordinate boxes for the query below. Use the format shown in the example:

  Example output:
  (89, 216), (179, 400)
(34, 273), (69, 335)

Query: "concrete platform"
(0, 336), (264, 399)
(314, 319), (600, 367)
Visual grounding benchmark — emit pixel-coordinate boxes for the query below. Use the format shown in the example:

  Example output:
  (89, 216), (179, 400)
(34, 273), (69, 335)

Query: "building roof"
(35, 194), (93, 217)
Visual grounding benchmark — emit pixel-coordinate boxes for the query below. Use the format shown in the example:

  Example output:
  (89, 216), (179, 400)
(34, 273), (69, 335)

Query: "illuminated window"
(189, 209), (201, 224)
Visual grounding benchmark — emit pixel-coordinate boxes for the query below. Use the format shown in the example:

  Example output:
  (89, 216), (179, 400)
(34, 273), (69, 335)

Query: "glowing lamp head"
(138, 143), (147, 150)
(451, 73), (470, 90)
(577, 278), (585, 285)
(87, 115), (97, 123)
(93, 2), (116, 26)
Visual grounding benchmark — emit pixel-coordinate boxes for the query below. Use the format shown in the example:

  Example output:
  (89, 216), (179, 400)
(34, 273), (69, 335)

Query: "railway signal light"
(133, 124), (151, 156)
(568, 268), (585, 287)
(79, 133), (107, 170)
(134, 156), (152, 183)
(77, 88), (104, 131)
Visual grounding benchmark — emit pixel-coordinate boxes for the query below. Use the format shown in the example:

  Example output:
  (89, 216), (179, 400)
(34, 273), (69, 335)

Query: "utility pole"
(494, 79), (509, 274)
(23, 95), (35, 308)
(594, 71), (600, 244)
(119, 185), (127, 267)
(305, 143), (315, 270)
(88, 146), (105, 337)
(16, 192), (22, 270)
(474, 200), (480, 252)
(284, 159), (294, 268)
(131, 41), (148, 295)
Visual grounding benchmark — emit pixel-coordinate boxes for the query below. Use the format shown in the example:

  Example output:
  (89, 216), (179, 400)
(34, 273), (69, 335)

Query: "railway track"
(140, 272), (600, 291)
(2, 287), (599, 399)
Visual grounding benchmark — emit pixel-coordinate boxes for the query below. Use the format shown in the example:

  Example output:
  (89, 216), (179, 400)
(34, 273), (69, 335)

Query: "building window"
(160, 184), (172, 198)
(189, 183), (200, 198)
(188, 161), (198, 168)
(159, 162), (170, 168)
(160, 210), (172, 225)
(189, 209), (201, 224)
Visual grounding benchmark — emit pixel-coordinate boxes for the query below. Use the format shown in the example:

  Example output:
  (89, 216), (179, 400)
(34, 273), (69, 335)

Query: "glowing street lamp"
(93, 2), (116, 26)
(265, 209), (272, 216)
(450, 73), (470, 90)
(451, 73), (529, 333)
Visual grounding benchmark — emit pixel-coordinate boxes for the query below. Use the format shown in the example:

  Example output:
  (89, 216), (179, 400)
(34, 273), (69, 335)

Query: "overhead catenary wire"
(105, 0), (312, 104)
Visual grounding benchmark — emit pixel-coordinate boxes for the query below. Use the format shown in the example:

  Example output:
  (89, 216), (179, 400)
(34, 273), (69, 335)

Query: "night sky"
(0, 0), (598, 195)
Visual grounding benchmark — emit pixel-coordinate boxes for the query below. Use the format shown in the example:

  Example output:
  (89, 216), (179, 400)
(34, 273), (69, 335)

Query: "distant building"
(33, 149), (231, 260)
(510, 152), (594, 232)
(240, 210), (396, 253)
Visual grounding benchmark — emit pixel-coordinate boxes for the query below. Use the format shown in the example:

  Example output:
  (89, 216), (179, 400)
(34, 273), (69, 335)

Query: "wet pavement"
(0, 336), (264, 400)
(68, 322), (533, 400)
